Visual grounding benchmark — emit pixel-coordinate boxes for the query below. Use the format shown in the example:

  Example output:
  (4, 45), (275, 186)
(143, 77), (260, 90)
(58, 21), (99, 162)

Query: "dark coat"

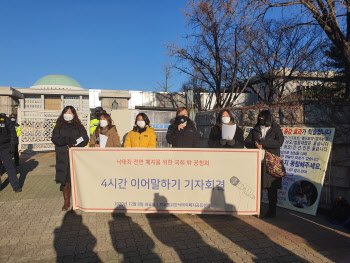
(51, 122), (89, 184)
(0, 115), (17, 150)
(245, 122), (284, 189)
(166, 119), (200, 148)
(208, 125), (245, 148)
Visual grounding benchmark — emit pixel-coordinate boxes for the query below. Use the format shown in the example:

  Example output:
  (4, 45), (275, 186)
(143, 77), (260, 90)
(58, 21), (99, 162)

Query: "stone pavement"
(0, 152), (349, 263)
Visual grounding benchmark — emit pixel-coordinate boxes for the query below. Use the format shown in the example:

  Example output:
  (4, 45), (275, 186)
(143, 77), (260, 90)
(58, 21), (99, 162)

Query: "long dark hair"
(257, 110), (272, 127)
(217, 109), (235, 125)
(56, 106), (82, 129)
(134, 113), (150, 126)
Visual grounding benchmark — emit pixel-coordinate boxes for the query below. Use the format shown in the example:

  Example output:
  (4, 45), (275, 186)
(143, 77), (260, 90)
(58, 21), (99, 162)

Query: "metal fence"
(18, 109), (90, 151)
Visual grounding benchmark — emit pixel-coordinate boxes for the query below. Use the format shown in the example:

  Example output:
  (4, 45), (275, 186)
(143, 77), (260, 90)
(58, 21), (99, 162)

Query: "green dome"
(34, 74), (82, 88)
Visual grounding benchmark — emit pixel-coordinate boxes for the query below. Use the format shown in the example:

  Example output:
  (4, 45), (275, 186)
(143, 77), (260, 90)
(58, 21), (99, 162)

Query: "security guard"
(0, 113), (21, 192)
(10, 114), (21, 166)
(90, 107), (103, 136)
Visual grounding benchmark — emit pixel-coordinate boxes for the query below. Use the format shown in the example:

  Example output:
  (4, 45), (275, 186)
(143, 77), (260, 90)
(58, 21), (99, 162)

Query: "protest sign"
(70, 148), (262, 215)
(243, 127), (335, 215)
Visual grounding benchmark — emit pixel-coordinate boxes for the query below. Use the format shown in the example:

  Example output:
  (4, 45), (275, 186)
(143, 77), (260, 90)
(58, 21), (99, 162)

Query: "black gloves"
(220, 139), (227, 146)
(68, 137), (76, 147)
(227, 139), (236, 146)
(220, 139), (235, 146)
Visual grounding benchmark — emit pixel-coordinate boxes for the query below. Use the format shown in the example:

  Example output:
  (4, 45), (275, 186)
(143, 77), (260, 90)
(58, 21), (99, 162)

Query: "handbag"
(265, 151), (286, 178)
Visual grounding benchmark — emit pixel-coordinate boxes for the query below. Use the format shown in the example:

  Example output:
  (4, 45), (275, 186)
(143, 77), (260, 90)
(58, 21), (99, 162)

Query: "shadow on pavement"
(19, 158), (39, 188)
(264, 208), (350, 262)
(54, 210), (102, 263)
(109, 205), (162, 262)
(200, 187), (308, 262)
(146, 193), (232, 262)
(0, 151), (39, 190)
(199, 214), (306, 262)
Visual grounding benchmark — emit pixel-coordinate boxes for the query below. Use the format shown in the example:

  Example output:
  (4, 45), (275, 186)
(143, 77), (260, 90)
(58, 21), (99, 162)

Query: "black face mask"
(175, 115), (189, 125)
(258, 118), (265, 126)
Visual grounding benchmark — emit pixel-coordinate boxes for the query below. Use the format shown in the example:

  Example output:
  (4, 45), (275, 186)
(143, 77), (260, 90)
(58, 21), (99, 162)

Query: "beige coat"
(90, 125), (121, 147)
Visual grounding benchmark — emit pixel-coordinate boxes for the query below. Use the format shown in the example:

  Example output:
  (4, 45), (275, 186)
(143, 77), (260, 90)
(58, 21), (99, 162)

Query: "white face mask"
(63, 114), (74, 121)
(11, 119), (15, 122)
(137, 121), (146, 128)
(100, 120), (108, 128)
(222, 117), (230, 124)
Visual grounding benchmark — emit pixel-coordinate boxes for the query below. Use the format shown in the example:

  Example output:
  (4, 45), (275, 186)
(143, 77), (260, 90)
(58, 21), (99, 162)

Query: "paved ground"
(0, 152), (349, 263)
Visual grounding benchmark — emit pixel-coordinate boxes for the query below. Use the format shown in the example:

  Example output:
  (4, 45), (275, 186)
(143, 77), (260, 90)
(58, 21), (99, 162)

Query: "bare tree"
(257, 0), (350, 98)
(248, 19), (325, 103)
(155, 61), (175, 92)
(181, 70), (208, 92)
(166, 0), (258, 108)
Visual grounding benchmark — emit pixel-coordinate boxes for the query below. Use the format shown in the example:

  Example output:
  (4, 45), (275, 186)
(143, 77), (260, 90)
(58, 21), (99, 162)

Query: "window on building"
(64, 95), (80, 111)
(45, 96), (61, 110)
(24, 95), (42, 109)
(82, 96), (89, 112)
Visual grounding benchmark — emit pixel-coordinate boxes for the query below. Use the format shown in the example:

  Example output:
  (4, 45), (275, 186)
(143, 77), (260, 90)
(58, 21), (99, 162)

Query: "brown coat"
(90, 125), (121, 147)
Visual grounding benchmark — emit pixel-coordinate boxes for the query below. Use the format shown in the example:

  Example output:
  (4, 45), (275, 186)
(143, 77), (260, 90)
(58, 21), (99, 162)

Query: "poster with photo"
(243, 127), (335, 216)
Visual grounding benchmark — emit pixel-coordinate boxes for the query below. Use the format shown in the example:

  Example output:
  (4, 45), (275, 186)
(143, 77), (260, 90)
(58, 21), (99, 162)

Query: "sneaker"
(13, 187), (22, 193)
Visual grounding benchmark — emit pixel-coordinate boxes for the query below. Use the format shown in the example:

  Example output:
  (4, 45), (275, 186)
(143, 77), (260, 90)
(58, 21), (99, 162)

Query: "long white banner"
(70, 148), (262, 215)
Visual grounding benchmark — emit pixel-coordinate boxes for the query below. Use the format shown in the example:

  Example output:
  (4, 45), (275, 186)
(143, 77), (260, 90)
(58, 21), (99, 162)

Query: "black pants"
(14, 144), (19, 165)
(267, 188), (278, 209)
(0, 148), (20, 190)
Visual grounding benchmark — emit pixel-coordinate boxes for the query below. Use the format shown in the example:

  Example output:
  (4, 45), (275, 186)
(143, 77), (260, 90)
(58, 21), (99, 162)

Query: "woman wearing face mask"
(166, 107), (200, 148)
(245, 110), (284, 218)
(90, 113), (121, 148)
(208, 109), (244, 148)
(51, 106), (89, 211)
(124, 113), (157, 148)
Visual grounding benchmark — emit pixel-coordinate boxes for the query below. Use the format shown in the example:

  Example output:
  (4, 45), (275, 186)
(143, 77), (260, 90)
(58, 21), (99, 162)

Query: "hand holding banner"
(70, 148), (262, 215)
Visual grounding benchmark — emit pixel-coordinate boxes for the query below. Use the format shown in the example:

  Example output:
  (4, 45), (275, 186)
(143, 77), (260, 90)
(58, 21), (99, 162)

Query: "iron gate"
(18, 110), (90, 151)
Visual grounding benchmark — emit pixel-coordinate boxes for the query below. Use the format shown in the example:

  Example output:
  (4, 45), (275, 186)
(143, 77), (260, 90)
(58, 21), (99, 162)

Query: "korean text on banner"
(243, 127), (334, 216)
(69, 148), (262, 215)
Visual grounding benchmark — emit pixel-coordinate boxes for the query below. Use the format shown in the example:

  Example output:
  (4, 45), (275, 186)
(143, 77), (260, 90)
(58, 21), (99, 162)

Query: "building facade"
(15, 74), (90, 112)
(0, 74), (131, 151)
(246, 69), (341, 101)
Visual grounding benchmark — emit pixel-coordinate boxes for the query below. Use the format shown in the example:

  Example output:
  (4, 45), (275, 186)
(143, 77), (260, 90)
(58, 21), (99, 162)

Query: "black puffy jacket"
(166, 119), (200, 148)
(0, 115), (17, 150)
(51, 122), (88, 184)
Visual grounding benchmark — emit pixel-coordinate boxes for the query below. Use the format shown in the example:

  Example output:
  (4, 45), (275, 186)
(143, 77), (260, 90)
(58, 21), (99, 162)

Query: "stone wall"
(195, 101), (350, 210)
(99, 90), (131, 113)
(0, 96), (15, 115)
(303, 101), (350, 209)
(0, 86), (22, 115)
(195, 102), (304, 148)
(101, 97), (129, 112)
